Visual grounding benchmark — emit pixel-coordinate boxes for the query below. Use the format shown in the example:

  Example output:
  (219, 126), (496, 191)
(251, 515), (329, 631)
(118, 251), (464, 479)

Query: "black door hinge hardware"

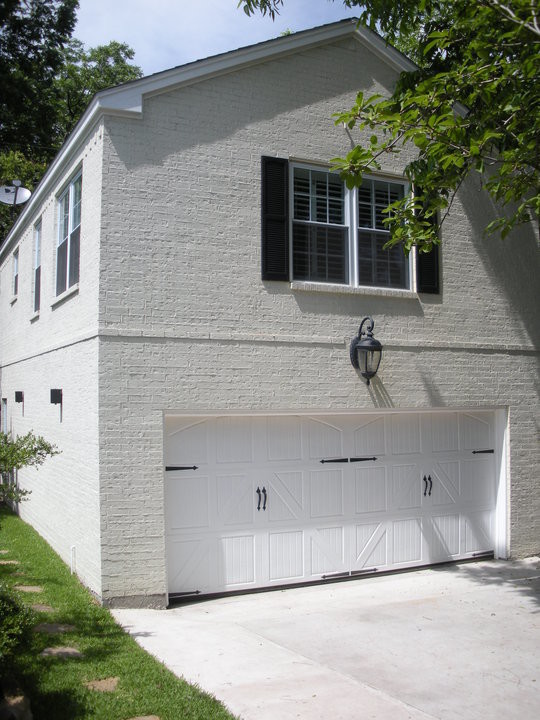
(321, 571), (350, 579)
(472, 449), (494, 454)
(256, 487), (262, 511)
(262, 486), (267, 511)
(423, 475), (428, 496)
(428, 475), (432, 496)
(166, 465), (198, 471)
(320, 457), (349, 463)
(350, 457), (377, 462)
(320, 456), (378, 464)
(351, 568), (378, 576)
(170, 590), (201, 596)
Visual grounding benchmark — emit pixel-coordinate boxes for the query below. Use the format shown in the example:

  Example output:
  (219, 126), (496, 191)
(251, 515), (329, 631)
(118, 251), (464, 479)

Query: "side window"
(12, 248), (19, 297)
(56, 172), (82, 296)
(34, 220), (41, 312)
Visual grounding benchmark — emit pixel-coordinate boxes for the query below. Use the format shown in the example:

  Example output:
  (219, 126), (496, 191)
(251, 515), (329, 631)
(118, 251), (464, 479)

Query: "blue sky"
(75, 0), (357, 76)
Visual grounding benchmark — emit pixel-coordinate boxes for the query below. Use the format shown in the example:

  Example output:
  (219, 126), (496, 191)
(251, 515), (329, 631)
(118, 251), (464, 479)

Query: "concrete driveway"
(113, 558), (540, 719)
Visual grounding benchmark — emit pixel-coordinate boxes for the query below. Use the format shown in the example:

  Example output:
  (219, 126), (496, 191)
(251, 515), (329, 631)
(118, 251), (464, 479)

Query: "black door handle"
(423, 475), (428, 496)
(262, 486), (267, 511)
(428, 475), (432, 496)
(256, 487), (261, 511)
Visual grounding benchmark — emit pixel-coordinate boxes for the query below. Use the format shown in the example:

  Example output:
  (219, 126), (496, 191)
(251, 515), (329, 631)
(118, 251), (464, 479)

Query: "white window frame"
(33, 219), (42, 312)
(56, 170), (82, 296)
(289, 163), (413, 291)
(12, 248), (19, 297)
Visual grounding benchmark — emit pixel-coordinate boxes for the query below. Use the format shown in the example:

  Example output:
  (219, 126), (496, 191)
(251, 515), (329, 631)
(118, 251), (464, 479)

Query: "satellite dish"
(0, 180), (31, 206)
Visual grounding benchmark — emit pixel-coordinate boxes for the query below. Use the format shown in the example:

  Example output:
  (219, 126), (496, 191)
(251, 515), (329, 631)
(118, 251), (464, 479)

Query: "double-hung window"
(33, 220), (42, 312)
(56, 172), (82, 296)
(291, 164), (409, 290)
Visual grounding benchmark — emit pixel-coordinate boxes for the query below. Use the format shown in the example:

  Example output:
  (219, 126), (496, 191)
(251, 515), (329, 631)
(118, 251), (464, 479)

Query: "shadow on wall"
(461, 176), (540, 350)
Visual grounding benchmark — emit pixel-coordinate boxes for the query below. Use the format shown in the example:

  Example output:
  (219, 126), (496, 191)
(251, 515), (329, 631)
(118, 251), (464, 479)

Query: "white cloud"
(75, 0), (357, 75)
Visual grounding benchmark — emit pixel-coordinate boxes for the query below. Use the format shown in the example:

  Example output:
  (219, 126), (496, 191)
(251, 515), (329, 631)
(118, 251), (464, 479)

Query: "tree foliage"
(0, 432), (59, 504)
(0, 2), (142, 240)
(241, 0), (540, 251)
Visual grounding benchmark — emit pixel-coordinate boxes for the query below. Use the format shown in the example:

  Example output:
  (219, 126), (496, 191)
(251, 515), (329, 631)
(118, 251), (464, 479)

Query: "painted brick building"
(0, 20), (538, 607)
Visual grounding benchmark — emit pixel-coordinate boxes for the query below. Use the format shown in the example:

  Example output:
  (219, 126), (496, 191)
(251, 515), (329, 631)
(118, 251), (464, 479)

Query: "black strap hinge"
(471, 450), (494, 454)
(166, 465), (198, 471)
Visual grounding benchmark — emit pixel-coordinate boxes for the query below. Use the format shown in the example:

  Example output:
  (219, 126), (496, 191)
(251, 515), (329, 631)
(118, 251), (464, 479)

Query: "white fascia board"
(1, 19), (415, 255)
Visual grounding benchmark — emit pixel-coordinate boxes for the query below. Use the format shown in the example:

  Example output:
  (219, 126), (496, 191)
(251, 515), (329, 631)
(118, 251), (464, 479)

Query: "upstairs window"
(56, 172), (82, 296)
(12, 248), (19, 297)
(33, 220), (41, 312)
(261, 156), (440, 294)
(290, 164), (409, 290)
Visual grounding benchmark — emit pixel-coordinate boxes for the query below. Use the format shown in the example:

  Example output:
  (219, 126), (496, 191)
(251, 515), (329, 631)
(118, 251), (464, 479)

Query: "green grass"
(0, 506), (237, 720)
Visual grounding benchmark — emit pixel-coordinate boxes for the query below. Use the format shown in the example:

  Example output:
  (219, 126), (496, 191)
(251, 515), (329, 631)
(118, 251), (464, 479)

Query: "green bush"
(0, 584), (34, 683)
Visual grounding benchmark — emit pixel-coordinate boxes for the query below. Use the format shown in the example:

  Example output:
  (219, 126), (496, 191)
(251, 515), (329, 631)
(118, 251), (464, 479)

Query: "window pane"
(72, 175), (82, 229)
(59, 193), (69, 244)
(293, 223), (348, 284)
(34, 223), (41, 268)
(56, 239), (68, 295)
(294, 168), (344, 225)
(34, 266), (41, 313)
(294, 168), (310, 220)
(357, 231), (408, 289)
(68, 226), (80, 287)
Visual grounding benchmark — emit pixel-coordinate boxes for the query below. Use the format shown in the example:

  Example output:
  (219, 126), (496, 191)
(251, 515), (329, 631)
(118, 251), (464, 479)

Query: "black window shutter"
(417, 246), (440, 293)
(415, 187), (440, 294)
(261, 156), (289, 281)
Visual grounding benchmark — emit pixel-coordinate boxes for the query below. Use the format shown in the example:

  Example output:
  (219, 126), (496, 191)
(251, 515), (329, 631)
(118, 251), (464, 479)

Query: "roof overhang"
(1, 18), (416, 256)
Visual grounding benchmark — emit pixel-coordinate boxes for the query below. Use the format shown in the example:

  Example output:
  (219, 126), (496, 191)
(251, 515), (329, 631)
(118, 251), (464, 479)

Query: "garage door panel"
(391, 415), (421, 455)
(216, 417), (254, 463)
(269, 530), (303, 581)
(265, 416), (303, 461)
(267, 471), (304, 523)
(165, 418), (208, 466)
(167, 537), (213, 593)
(165, 474), (210, 530)
(307, 417), (344, 460)
(429, 413), (459, 453)
(461, 458), (495, 507)
(354, 522), (387, 570)
(392, 464), (422, 511)
(310, 470), (344, 518)
(393, 518), (423, 564)
(216, 474), (254, 527)
(219, 535), (256, 586)
(309, 526), (346, 576)
(430, 462), (460, 507)
(463, 511), (493, 554)
(429, 513), (460, 560)
(460, 412), (493, 451)
(353, 416), (386, 456)
(354, 466), (387, 514)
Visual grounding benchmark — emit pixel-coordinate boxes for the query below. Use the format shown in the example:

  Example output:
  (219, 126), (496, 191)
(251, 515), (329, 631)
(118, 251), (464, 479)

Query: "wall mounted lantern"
(15, 391), (24, 403)
(350, 317), (383, 385)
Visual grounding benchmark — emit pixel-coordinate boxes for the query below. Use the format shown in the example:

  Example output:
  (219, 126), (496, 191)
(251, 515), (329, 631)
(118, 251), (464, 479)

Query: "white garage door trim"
(163, 408), (508, 599)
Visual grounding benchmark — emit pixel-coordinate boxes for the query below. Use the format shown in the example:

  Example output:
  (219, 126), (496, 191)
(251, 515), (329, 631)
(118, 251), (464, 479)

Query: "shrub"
(0, 583), (34, 687)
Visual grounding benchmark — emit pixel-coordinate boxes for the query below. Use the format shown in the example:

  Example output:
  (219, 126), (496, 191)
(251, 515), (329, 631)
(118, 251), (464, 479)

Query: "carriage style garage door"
(164, 412), (497, 597)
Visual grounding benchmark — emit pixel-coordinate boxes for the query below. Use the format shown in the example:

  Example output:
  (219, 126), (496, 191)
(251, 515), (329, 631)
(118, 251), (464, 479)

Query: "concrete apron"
(113, 558), (540, 720)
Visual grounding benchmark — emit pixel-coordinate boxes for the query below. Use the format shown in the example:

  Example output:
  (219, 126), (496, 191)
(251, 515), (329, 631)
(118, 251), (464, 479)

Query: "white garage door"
(164, 412), (496, 597)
